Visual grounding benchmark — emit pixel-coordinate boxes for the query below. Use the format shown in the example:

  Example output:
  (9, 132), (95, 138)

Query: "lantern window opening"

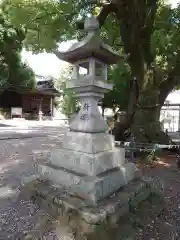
(90, 58), (107, 81)
(95, 61), (104, 77)
(78, 61), (90, 76)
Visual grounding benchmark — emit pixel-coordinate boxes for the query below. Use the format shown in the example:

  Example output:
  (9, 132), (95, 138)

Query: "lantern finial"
(84, 16), (99, 32)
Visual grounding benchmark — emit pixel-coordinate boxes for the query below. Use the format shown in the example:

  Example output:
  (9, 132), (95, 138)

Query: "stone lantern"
(36, 16), (153, 231)
(55, 17), (119, 133)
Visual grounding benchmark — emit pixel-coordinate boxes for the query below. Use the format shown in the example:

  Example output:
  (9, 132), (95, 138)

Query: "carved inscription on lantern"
(80, 102), (90, 120)
(80, 114), (88, 120)
(83, 102), (90, 111)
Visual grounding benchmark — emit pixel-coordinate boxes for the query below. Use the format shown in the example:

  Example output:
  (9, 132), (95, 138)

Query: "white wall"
(160, 90), (180, 132)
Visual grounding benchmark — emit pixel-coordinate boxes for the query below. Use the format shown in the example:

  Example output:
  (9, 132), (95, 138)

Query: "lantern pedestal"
(36, 14), (151, 215)
(38, 131), (139, 205)
(37, 74), (142, 205)
(26, 176), (158, 239)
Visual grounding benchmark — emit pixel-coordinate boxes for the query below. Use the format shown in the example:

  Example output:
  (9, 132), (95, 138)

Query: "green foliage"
(12, 62), (36, 92)
(1, 0), (92, 53)
(152, 4), (180, 71)
(103, 62), (131, 110)
(0, 8), (35, 93)
(60, 92), (77, 118)
(3, 0), (180, 113)
(0, 0), (131, 109)
(54, 65), (77, 117)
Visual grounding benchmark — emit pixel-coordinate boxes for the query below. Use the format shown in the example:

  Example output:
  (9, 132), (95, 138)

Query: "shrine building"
(0, 75), (61, 120)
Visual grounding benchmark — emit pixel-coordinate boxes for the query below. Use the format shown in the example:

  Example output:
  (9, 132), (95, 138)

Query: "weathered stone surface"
(69, 96), (109, 133)
(38, 164), (82, 188)
(55, 16), (120, 65)
(32, 178), (153, 225)
(129, 187), (151, 209)
(67, 76), (113, 90)
(70, 111), (109, 133)
(36, 16), (140, 208)
(62, 131), (114, 154)
(54, 225), (75, 240)
(28, 16), (164, 239)
(25, 179), (164, 240)
(38, 162), (138, 204)
(49, 147), (125, 176)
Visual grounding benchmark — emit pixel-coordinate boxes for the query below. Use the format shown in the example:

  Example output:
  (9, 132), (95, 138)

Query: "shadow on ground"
(0, 123), (12, 127)
(134, 152), (180, 239)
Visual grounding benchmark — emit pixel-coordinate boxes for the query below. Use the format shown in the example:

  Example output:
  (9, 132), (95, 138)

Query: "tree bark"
(112, 0), (160, 142)
(113, 77), (139, 141)
(114, 92), (170, 143)
(132, 105), (169, 144)
(114, 70), (172, 143)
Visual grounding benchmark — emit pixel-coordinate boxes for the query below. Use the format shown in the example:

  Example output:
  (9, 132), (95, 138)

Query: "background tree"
(4, 0), (180, 142)
(0, 8), (35, 94)
(54, 64), (78, 118)
(103, 62), (132, 112)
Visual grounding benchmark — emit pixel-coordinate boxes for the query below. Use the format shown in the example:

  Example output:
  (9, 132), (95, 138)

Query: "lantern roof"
(55, 16), (121, 65)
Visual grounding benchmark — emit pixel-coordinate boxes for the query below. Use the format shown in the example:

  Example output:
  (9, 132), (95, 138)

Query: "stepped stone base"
(37, 131), (139, 204)
(28, 127), (164, 239)
(38, 162), (138, 204)
(24, 177), (164, 240)
(61, 131), (114, 154)
(31, 178), (153, 225)
(47, 146), (125, 176)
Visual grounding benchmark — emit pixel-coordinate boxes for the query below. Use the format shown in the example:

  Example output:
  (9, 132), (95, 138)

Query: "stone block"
(108, 203), (129, 224)
(54, 225), (75, 240)
(129, 187), (151, 209)
(70, 113), (109, 133)
(38, 162), (138, 204)
(48, 147), (125, 176)
(32, 178), (153, 226)
(38, 164), (82, 188)
(62, 131), (114, 154)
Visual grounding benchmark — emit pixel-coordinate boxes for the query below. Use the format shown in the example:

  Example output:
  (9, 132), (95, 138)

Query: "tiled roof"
(35, 75), (61, 95)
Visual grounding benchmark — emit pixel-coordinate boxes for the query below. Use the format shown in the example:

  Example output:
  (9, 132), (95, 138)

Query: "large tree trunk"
(114, 74), (171, 143)
(132, 105), (169, 144)
(85, 0), (179, 144)
(132, 85), (168, 143)
(111, 0), (161, 142)
(114, 101), (169, 144)
(113, 77), (138, 141)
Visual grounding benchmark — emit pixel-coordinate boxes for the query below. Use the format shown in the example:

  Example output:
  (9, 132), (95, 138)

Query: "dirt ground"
(0, 134), (179, 239)
(135, 152), (180, 239)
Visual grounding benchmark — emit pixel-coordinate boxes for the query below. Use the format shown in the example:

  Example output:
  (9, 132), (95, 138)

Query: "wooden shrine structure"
(0, 75), (61, 120)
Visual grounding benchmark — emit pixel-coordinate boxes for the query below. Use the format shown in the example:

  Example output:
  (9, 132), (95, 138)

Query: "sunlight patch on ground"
(41, 143), (57, 147)
(0, 158), (22, 174)
(15, 130), (35, 133)
(0, 186), (18, 199)
(156, 159), (171, 167)
(33, 150), (50, 154)
(12, 142), (26, 147)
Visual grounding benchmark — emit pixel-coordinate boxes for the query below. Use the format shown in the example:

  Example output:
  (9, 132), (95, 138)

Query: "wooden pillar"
(50, 96), (53, 119)
(39, 97), (43, 121)
(178, 106), (180, 131)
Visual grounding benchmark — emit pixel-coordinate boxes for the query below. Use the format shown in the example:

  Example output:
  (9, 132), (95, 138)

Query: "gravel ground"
(0, 131), (180, 239)
(136, 154), (180, 240)
(0, 132), (65, 240)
